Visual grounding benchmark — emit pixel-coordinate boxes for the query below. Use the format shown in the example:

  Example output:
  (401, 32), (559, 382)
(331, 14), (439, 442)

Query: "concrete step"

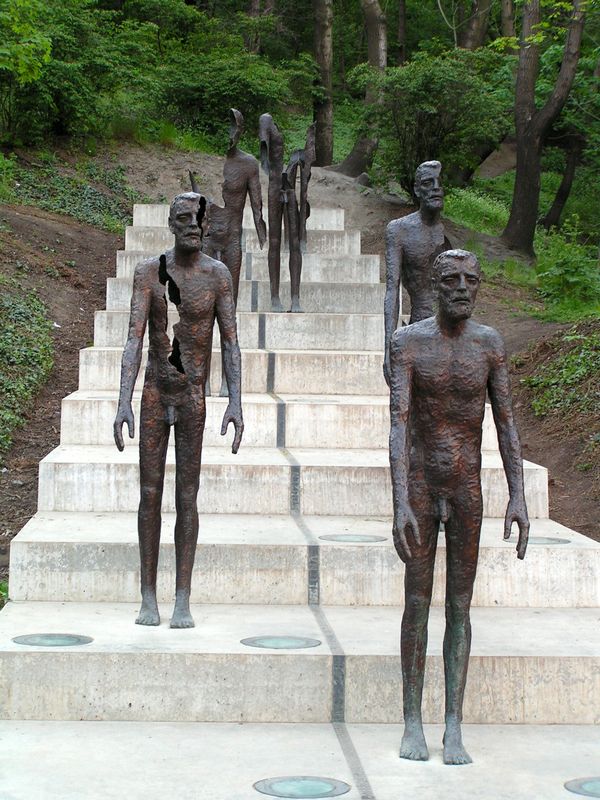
(124, 227), (362, 255)
(37, 445), (549, 518)
(94, 309), (385, 351)
(133, 202), (346, 231)
(245, 252), (380, 284)
(107, 277), (385, 314)
(0, 721), (597, 800)
(9, 512), (597, 608)
(116, 250), (381, 284)
(60, 391), (500, 451)
(79, 346), (389, 395)
(0, 601), (596, 723)
(0, 721), (600, 800)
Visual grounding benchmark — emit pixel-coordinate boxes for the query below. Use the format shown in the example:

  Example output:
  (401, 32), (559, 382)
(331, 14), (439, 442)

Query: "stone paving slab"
(9, 513), (597, 607)
(0, 601), (597, 723)
(0, 721), (598, 800)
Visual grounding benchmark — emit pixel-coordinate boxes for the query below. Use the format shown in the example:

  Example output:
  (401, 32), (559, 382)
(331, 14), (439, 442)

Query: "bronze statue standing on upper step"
(383, 160), (452, 385)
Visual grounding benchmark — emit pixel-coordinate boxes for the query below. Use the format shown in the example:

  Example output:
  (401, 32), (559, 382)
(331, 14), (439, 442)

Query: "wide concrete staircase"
(1, 203), (598, 799)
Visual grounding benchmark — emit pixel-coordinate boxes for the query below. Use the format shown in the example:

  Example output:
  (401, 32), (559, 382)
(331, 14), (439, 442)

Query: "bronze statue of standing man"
(389, 249), (529, 764)
(113, 192), (243, 629)
(384, 160), (451, 385)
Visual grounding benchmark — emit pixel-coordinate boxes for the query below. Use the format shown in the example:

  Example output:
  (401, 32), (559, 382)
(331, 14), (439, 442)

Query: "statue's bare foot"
(271, 297), (284, 313)
(399, 720), (429, 761)
(136, 590), (160, 626)
(289, 298), (303, 313)
(170, 589), (194, 629)
(443, 722), (472, 765)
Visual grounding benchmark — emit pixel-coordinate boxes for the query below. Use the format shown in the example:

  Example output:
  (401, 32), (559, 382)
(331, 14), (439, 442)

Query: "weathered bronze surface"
(281, 122), (316, 313)
(259, 112), (285, 311)
(113, 192), (244, 629)
(192, 109), (266, 396)
(388, 249), (529, 764)
(383, 160), (451, 385)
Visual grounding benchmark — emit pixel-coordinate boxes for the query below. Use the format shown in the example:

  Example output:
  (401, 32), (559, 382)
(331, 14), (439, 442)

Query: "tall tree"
(458, 0), (493, 49)
(501, 0), (586, 255)
(313, 0), (334, 165)
(500, 0), (516, 38)
(397, 0), (407, 63)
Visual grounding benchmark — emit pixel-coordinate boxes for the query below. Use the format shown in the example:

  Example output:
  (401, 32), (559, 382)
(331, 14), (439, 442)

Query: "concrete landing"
(0, 721), (597, 799)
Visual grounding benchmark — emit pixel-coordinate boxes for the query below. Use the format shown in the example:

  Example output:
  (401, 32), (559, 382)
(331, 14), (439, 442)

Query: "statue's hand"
(113, 402), (134, 452)
(221, 404), (244, 454)
(503, 497), (529, 560)
(383, 356), (391, 388)
(393, 503), (420, 563)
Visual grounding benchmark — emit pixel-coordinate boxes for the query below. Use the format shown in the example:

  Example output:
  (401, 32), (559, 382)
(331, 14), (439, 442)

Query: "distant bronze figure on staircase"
(190, 108), (266, 396)
(383, 160), (452, 386)
(113, 192), (244, 629)
(259, 112), (286, 311)
(389, 249), (529, 765)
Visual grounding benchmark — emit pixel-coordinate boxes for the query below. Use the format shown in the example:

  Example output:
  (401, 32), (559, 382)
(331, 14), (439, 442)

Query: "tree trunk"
(540, 136), (583, 230)
(458, 0), (493, 49)
(501, 0), (516, 38)
(397, 0), (407, 64)
(313, 0), (334, 166)
(501, 0), (585, 255)
(330, 137), (378, 177)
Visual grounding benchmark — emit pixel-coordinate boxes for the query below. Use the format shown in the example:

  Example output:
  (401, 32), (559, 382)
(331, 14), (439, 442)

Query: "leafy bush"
(357, 49), (513, 195)
(0, 279), (54, 459)
(0, 153), (16, 201)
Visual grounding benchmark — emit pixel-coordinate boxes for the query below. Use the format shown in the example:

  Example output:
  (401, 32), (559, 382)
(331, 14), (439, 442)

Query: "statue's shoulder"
(391, 317), (435, 351)
(386, 211), (419, 236)
(237, 149), (260, 168)
(133, 255), (161, 283)
(200, 252), (231, 282)
(468, 320), (505, 352)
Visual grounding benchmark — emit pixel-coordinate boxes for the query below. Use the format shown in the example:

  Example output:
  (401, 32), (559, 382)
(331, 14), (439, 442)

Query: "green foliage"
(444, 188), (509, 236)
(522, 328), (600, 417)
(11, 157), (139, 232)
(535, 222), (600, 321)
(360, 49), (513, 195)
(0, 151), (16, 200)
(0, 580), (7, 608)
(0, 277), (53, 459)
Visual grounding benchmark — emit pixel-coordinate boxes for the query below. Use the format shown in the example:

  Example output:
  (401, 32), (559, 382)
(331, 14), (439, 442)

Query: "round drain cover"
(254, 776), (351, 798)
(565, 778), (600, 797)
(241, 636), (321, 650)
(12, 633), (93, 647)
(319, 534), (388, 543)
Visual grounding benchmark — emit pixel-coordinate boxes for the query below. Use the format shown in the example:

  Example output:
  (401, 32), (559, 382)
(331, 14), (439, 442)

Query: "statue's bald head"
(168, 192), (206, 251)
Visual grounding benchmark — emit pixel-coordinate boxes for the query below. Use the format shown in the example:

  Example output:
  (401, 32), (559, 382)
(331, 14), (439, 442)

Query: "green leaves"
(0, 0), (51, 84)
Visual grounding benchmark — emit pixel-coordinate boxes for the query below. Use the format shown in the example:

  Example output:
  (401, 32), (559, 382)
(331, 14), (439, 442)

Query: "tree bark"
(501, 0), (585, 255)
(540, 135), (583, 230)
(313, 0), (334, 166)
(501, 0), (516, 38)
(397, 0), (407, 64)
(458, 0), (493, 49)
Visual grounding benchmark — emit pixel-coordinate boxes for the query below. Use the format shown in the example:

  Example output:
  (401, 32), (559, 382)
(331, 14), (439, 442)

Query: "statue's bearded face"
(415, 169), (444, 212)
(169, 197), (203, 252)
(434, 257), (481, 322)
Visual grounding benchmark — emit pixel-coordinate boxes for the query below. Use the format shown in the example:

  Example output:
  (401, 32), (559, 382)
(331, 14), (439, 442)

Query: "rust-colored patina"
(389, 249), (529, 765)
(113, 192), (243, 629)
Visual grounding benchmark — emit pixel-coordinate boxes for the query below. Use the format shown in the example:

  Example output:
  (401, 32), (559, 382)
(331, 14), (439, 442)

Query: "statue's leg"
(286, 197), (303, 313)
(170, 393), (206, 628)
(442, 483), (483, 765)
(268, 189), (283, 312)
(218, 238), (242, 397)
(400, 481), (438, 761)
(137, 381), (170, 626)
